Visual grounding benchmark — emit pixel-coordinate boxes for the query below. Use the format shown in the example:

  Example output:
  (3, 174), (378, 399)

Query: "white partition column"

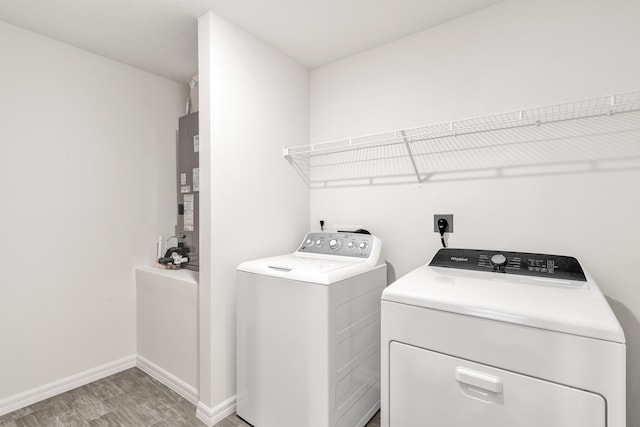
(196, 11), (310, 426)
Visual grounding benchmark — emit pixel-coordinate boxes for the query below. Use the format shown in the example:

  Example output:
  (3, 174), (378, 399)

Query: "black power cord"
(437, 218), (448, 248)
(320, 220), (325, 232)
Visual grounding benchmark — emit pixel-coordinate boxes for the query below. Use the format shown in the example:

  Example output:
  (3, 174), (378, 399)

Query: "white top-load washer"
(381, 248), (625, 427)
(237, 232), (387, 427)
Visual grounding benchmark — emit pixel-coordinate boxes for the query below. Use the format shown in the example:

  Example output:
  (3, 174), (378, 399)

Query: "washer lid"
(237, 253), (370, 285)
(382, 264), (625, 344)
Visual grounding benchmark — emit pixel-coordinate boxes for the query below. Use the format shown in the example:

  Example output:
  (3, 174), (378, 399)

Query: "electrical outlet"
(433, 214), (454, 233)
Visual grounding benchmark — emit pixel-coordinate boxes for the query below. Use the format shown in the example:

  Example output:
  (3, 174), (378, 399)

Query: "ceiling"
(0, 0), (504, 84)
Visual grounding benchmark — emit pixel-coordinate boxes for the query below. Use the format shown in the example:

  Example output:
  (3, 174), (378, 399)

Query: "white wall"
(0, 20), (187, 408)
(197, 12), (309, 422)
(136, 267), (198, 402)
(309, 0), (640, 425)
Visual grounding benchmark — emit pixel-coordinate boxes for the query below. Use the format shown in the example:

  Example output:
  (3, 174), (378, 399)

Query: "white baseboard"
(135, 355), (198, 405)
(358, 400), (381, 427)
(0, 355), (136, 417)
(196, 395), (237, 427)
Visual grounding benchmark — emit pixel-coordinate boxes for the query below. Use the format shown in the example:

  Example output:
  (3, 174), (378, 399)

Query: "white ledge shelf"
(284, 91), (640, 187)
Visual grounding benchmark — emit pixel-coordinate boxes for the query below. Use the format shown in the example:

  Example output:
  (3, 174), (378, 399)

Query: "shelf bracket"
(608, 94), (617, 116)
(400, 130), (422, 184)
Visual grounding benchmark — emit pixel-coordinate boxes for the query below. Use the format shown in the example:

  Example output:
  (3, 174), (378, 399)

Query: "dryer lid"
(382, 259), (625, 344)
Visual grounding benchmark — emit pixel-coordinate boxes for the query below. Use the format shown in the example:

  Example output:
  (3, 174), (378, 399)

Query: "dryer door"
(389, 342), (605, 427)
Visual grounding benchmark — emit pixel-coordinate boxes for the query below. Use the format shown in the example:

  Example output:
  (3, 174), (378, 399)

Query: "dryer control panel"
(429, 248), (587, 281)
(298, 232), (374, 258)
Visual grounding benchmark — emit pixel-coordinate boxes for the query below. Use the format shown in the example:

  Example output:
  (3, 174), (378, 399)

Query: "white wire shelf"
(284, 91), (640, 187)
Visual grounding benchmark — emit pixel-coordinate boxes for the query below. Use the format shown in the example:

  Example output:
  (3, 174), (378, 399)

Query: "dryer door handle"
(455, 367), (503, 393)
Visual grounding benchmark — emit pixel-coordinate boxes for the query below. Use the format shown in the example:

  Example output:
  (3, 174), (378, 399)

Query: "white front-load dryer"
(381, 248), (625, 427)
(237, 232), (387, 427)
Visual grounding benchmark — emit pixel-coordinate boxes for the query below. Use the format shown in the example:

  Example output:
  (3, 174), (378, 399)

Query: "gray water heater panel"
(176, 112), (199, 270)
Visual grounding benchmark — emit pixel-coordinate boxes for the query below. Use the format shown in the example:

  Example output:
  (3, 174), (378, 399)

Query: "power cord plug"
(437, 218), (448, 248)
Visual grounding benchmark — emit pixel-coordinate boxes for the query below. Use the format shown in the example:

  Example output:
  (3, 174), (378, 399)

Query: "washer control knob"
(347, 241), (355, 249)
(358, 242), (368, 251)
(329, 239), (339, 250)
(315, 239), (322, 246)
(306, 238), (313, 246)
(491, 254), (507, 272)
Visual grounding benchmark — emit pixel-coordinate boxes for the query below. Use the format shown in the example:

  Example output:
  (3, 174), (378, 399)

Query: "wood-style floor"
(0, 368), (381, 426)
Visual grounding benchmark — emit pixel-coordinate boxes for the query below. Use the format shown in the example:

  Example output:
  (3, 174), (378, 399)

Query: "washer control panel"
(298, 232), (374, 258)
(429, 248), (586, 281)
